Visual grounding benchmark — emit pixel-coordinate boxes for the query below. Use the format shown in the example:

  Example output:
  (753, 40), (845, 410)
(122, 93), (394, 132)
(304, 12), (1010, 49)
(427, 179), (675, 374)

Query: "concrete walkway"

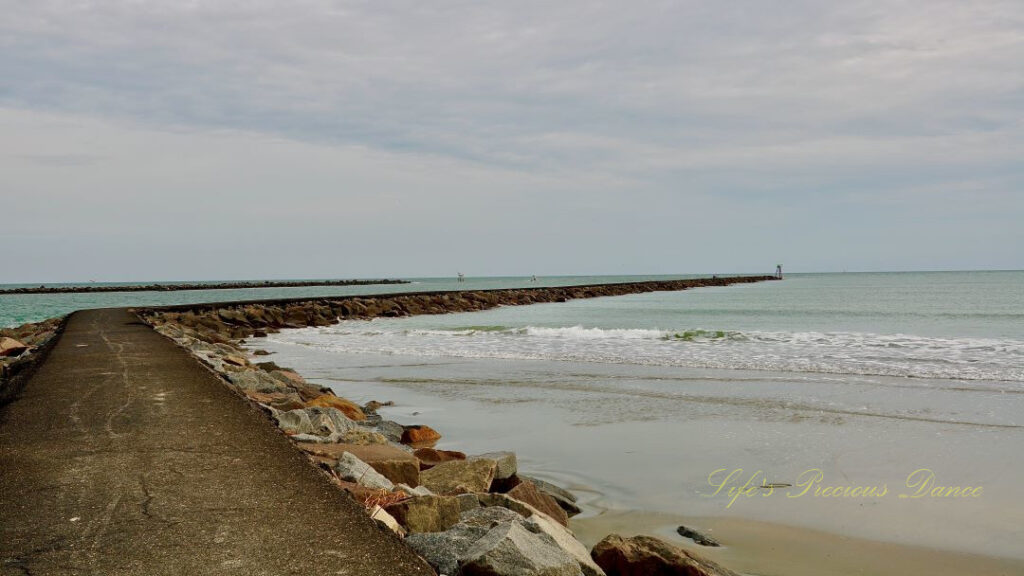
(0, 308), (434, 575)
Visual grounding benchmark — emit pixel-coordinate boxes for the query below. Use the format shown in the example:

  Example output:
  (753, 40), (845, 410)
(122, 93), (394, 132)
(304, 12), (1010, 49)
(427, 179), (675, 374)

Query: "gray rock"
(334, 452), (394, 491)
(406, 523), (490, 576)
(461, 521), (582, 576)
(228, 370), (288, 394)
(524, 513), (605, 576)
(460, 506), (523, 528)
(475, 451), (518, 480)
(398, 483), (434, 497)
(456, 493), (482, 513)
(275, 406), (356, 437)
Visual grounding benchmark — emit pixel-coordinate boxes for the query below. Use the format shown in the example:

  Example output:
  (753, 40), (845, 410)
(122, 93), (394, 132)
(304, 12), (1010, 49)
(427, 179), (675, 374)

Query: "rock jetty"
(0, 278), (408, 295)
(0, 317), (65, 403)
(139, 276), (776, 342)
(137, 278), (771, 575)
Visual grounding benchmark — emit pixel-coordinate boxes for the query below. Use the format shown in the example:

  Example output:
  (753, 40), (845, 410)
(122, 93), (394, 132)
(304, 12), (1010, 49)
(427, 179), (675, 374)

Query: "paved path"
(0, 308), (434, 576)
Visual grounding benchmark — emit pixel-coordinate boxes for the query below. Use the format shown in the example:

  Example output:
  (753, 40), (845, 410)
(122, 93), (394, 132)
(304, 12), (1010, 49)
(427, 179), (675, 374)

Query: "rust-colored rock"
(401, 425), (442, 447)
(413, 447), (466, 470)
(507, 480), (569, 526)
(306, 394), (366, 421)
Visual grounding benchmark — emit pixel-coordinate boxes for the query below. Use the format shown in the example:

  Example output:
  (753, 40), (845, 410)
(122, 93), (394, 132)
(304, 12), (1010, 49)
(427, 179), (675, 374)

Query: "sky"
(1, 0), (1022, 282)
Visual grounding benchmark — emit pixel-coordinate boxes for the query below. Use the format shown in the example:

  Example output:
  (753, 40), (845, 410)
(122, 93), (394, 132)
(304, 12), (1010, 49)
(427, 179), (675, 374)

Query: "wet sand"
(571, 510), (1024, 576)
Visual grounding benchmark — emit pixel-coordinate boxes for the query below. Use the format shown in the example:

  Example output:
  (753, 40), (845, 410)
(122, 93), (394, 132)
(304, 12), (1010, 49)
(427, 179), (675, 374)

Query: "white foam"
(271, 323), (1024, 383)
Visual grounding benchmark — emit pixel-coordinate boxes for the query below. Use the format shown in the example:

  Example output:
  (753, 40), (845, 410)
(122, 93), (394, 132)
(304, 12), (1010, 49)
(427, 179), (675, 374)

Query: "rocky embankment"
(0, 278), (408, 295)
(139, 278), (769, 576)
(0, 317), (65, 403)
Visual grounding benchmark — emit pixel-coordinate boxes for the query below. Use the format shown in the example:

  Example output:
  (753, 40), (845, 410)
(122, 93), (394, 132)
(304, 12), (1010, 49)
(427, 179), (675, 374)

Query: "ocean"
(4, 271), (1022, 564)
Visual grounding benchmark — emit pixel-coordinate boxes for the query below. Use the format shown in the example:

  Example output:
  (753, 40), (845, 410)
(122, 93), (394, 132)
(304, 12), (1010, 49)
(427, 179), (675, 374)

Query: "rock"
(368, 505), (406, 537)
(227, 370), (289, 394)
(364, 400), (394, 413)
(508, 480), (570, 526)
(221, 354), (249, 367)
(590, 534), (739, 576)
(397, 483), (434, 497)
(270, 369), (306, 386)
(385, 495), (462, 533)
(298, 442), (418, 486)
(0, 337), (29, 357)
(274, 407), (355, 437)
(244, 391), (305, 411)
(475, 451), (518, 480)
(475, 493), (535, 519)
(676, 525), (720, 547)
(369, 419), (405, 443)
(523, 476), (582, 517)
(456, 493), (482, 513)
(414, 447), (467, 470)
(306, 394), (367, 421)
(420, 459), (497, 495)
(461, 521), (582, 576)
(525, 513), (605, 576)
(334, 452), (394, 491)
(338, 427), (390, 445)
(405, 523), (491, 576)
(252, 349), (272, 356)
(401, 424), (442, 447)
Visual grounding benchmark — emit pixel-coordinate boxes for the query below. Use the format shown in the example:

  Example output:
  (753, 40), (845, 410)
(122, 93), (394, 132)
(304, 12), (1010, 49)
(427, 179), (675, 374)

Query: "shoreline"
(0, 278), (409, 295)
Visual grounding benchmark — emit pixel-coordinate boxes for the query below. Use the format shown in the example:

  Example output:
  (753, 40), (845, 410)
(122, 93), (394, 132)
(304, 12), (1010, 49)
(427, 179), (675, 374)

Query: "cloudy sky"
(2, 1), (1022, 281)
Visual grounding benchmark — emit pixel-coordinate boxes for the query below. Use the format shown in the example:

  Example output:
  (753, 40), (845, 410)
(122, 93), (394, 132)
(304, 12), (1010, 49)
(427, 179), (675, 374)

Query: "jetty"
(1, 276), (775, 574)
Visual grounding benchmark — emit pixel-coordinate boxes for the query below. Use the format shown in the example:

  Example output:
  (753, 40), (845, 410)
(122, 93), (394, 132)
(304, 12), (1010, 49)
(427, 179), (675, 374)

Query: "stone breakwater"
(138, 277), (771, 576)
(0, 317), (65, 404)
(0, 278), (409, 295)
(140, 276), (776, 342)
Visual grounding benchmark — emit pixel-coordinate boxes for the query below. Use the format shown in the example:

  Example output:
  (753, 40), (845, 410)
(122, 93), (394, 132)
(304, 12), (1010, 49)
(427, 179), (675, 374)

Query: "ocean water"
(252, 271), (1024, 560)
(266, 271), (1024, 384)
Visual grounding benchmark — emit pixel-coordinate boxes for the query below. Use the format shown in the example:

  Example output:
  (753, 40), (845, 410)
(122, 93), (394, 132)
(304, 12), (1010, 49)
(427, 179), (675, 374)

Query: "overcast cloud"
(1, 1), (1022, 281)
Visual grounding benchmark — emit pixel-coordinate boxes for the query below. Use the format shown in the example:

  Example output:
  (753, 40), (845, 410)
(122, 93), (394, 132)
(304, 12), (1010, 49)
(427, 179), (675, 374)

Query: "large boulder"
(590, 535), (739, 576)
(414, 447), (467, 470)
(274, 407), (355, 437)
(385, 495), (462, 533)
(475, 451), (518, 481)
(401, 424), (442, 447)
(405, 521), (491, 576)
(306, 394), (367, 421)
(227, 370), (289, 394)
(244, 391), (305, 411)
(508, 480), (569, 526)
(420, 459), (497, 495)
(524, 476), (581, 518)
(334, 452), (394, 491)
(298, 443), (419, 486)
(461, 521), (582, 576)
(525, 513), (605, 576)
(0, 337), (28, 357)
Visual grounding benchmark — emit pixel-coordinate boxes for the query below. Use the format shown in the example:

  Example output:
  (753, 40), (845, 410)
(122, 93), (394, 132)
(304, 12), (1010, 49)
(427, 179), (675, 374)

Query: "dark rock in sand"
(676, 525), (721, 547)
